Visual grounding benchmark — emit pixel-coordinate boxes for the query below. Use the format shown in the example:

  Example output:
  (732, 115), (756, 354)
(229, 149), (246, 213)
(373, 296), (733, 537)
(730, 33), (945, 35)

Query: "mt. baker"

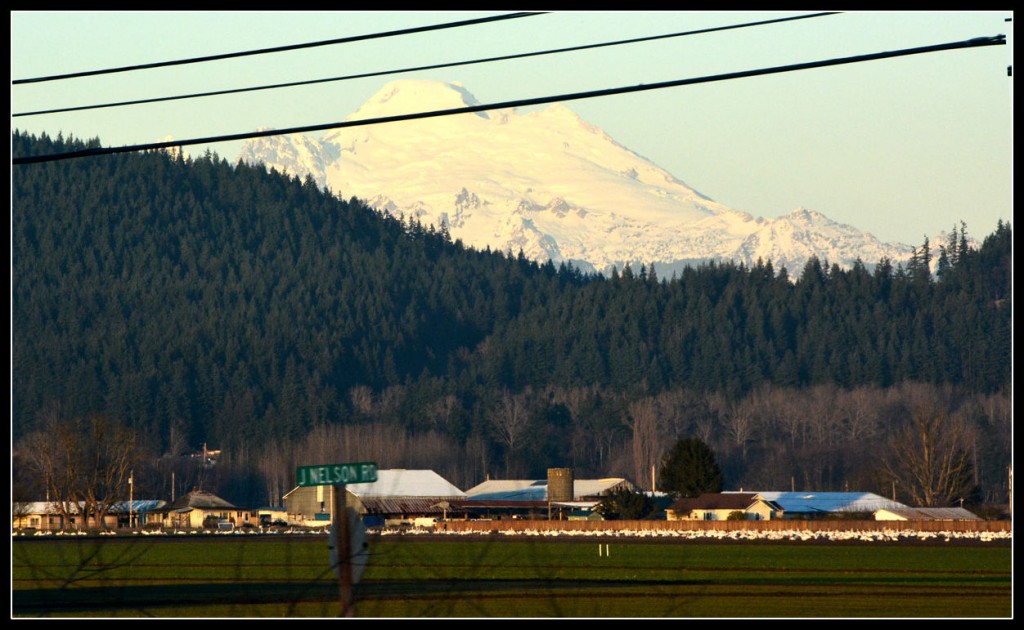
(237, 80), (912, 275)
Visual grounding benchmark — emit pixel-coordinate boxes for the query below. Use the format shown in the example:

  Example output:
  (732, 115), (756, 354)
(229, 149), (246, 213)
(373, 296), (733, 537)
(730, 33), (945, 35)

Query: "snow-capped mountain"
(236, 128), (336, 184)
(237, 80), (913, 276)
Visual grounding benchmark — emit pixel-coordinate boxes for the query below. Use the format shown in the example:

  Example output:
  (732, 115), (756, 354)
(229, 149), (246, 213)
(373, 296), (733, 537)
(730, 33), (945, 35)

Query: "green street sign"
(297, 462), (378, 487)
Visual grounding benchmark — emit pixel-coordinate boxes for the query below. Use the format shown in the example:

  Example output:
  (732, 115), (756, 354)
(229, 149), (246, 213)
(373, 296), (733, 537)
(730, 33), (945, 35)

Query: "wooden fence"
(441, 518), (1011, 534)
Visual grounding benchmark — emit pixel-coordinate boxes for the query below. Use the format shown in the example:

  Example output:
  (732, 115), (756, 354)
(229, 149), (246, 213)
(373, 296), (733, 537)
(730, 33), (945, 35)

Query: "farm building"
(873, 507), (981, 521)
(283, 469), (466, 527)
(154, 489), (255, 530)
(666, 493), (784, 521)
(256, 506), (289, 526)
(462, 471), (634, 520)
(13, 501), (86, 531)
(109, 500), (170, 528)
(13, 500), (167, 531)
(723, 491), (908, 518)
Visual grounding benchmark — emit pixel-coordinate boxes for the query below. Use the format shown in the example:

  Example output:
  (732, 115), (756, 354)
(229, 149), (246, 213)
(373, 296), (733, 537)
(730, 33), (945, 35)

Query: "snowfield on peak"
(237, 80), (913, 276)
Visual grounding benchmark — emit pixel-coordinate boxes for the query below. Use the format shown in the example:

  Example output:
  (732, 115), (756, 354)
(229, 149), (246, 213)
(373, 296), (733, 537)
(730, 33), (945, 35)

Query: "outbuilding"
(874, 507), (981, 521)
(723, 491), (909, 519)
(13, 500), (167, 531)
(283, 469), (466, 528)
(462, 476), (634, 520)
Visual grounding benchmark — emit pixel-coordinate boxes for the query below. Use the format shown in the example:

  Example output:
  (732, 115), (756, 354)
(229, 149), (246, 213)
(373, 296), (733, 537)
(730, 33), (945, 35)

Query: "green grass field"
(12, 535), (1012, 618)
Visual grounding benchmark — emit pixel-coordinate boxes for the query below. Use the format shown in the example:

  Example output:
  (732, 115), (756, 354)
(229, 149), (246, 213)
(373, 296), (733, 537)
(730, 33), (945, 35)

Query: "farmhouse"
(723, 491), (909, 519)
(665, 492), (784, 521)
(13, 502), (75, 531)
(283, 469), (466, 527)
(873, 507), (981, 521)
(154, 489), (255, 530)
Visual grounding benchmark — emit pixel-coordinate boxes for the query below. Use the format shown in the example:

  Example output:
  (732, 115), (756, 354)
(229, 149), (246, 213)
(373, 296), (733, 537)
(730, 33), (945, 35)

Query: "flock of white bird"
(392, 527), (1011, 543)
(20, 526), (1010, 543)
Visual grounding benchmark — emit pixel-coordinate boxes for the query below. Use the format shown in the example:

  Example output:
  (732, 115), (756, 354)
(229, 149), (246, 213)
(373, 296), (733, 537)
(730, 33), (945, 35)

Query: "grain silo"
(547, 468), (575, 502)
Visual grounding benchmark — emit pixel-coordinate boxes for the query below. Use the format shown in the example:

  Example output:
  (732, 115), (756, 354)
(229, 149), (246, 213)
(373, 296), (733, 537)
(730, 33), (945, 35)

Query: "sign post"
(332, 483), (354, 617)
(298, 461), (377, 617)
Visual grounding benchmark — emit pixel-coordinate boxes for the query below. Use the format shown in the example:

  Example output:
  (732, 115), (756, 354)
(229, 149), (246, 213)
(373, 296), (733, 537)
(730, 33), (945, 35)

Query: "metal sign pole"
(299, 460), (376, 617)
(333, 483), (355, 617)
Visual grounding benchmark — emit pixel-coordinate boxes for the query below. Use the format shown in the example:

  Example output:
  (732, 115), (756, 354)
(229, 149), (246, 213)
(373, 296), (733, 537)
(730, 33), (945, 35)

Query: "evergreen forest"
(11, 131), (1013, 511)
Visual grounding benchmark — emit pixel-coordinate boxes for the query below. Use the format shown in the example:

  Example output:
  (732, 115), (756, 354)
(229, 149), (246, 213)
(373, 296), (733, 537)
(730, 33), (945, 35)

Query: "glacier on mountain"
(236, 80), (914, 276)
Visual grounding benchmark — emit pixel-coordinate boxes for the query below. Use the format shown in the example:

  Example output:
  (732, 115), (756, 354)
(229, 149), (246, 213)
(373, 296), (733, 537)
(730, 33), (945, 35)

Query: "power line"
(11, 12), (544, 85)
(13, 12), (840, 118)
(12, 35), (1005, 166)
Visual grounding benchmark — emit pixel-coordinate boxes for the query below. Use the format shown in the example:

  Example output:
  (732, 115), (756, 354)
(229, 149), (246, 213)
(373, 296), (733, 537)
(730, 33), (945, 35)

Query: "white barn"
(283, 469), (466, 527)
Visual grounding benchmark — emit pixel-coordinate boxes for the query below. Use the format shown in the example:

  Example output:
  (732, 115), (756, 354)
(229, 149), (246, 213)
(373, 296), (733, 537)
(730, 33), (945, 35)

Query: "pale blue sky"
(11, 10), (1013, 246)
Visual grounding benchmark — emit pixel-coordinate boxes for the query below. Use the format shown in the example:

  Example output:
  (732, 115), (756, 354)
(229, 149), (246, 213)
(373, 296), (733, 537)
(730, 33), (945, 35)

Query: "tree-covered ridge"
(12, 132), (587, 446)
(12, 131), (1012, 506)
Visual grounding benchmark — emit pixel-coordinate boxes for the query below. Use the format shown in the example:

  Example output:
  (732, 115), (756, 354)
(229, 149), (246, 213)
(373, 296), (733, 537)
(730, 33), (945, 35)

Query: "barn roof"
(875, 507), (981, 521)
(465, 480), (546, 501)
(15, 500), (166, 515)
(107, 500), (167, 514)
(464, 478), (629, 502)
(163, 490), (238, 511)
(345, 469), (466, 499)
(669, 492), (763, 512)
(725, 491), (908, 514)
(358, 497), (457, 515)
(14, 501), (83, 515)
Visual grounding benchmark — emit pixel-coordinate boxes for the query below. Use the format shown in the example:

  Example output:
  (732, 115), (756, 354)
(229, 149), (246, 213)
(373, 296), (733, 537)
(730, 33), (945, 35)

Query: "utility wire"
(11, 12), (544, 85)
(13, 35), (1005, 166)
(14, 12), (839, 118)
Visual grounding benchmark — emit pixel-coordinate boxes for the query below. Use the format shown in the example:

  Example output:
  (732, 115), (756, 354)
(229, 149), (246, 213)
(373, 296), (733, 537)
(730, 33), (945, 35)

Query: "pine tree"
(658, 437), (723, 499)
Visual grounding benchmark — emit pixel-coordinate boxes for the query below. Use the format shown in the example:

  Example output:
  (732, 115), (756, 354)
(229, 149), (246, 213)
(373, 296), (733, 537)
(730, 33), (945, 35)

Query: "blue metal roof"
(106, 500), (167, 513)
(725, 491), (907, 514)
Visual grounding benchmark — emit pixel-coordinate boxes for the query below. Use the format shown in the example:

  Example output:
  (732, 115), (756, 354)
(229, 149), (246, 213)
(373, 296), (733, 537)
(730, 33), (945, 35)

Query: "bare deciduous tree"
(842, 386), (882, 442)
(426, 394), (460, 432)
(490, 389), (533, 477)
(722, 396), (758, 462)
(21, 420), (80, 528)
(257, 445), (290, 508)
(20, 413), (141, 529)
(348, 385), (374, 417)
(80, 415), (139, 528)
(882, 409), (974, 507)
(626, 397), (661, 491)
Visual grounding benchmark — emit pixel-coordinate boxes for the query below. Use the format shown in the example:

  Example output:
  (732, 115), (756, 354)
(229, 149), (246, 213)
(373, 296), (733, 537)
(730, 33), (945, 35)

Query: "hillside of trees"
(12, 131), (1012, 510)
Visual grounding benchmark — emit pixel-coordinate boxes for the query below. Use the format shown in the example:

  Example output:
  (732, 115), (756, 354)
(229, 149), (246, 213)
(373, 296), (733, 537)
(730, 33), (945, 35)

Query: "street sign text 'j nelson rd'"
(297, 462), (378, 487)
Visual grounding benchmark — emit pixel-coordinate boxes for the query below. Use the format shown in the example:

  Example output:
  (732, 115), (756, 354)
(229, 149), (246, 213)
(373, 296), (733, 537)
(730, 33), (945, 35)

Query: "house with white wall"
(154, 489), (254, 529)
(666, 492), (784, 521)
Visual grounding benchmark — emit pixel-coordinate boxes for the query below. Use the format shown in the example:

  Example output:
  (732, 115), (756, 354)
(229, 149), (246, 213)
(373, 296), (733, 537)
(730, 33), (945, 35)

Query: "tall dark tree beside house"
(658, 437), (723, 499)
